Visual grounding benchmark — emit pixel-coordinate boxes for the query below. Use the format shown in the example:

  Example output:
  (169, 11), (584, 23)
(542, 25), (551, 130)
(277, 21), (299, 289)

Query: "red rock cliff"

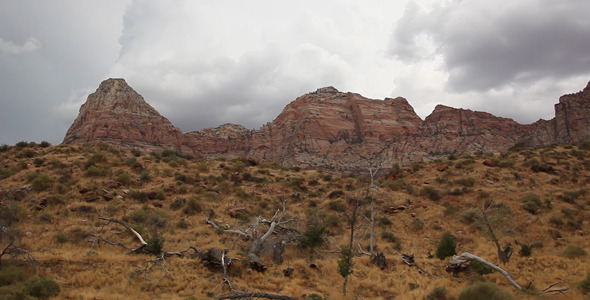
(63, 79), (590, 171)
(63, 78), (185, 152)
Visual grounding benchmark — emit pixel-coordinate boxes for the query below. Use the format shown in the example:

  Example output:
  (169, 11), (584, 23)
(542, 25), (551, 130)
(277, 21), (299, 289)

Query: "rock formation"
(63, 78), (590, 171)
(63, 79), (185, 153)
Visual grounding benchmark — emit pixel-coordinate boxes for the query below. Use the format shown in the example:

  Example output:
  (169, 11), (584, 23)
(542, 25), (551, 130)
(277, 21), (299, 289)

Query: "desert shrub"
(519, 244), (533, 257)
(176, 218), (189, 229)
(85, 166), (106, 177)
(378, 216), (392, 226)
(183, 197), (202, 215)
(175, 174), (195, 185)
(146, 236), (165, 255)
(31, 173), (54, 191)
(38, 212), (53, 223)
(54, 232), (68, 243)
(300, 225), (326, 252)
(410, 219), (425, 231)
(327, 200), (347, 212)
(38, 141), (50, 148)
(436, 232), (456, 260)
(33, 158), (45, 167)
(425, 286), (447, 300)
(580, 272), (590, 295)
(90, 152), (108, 163)
(381, 231), (401, 250)
(455, 177), (476, 187)
(170, 198), (186, 210)
(0, 265), (27, 286)
(139, 171), (150, 183)
(0, 202), (23, 226)
(153, 188), (166, 200)
(560, 245), (587, 258)
(460, 208), (480, 224)
(25, 276), (60, 299)
(421, 186), (441, 201)
(459, 281), (513, 300)
(15, 141), (29, 148)
(116, 172), (132, 186)
(521, 193), (542, 214)
(0, 144), (10, 152)
(469, 259), (492, 275)
(558, 191), (580, 204)
(129, 190), (149, 202)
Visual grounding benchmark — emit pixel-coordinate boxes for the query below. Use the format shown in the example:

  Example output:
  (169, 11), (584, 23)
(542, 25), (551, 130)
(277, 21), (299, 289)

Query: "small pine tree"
(436, 232), (457, 260)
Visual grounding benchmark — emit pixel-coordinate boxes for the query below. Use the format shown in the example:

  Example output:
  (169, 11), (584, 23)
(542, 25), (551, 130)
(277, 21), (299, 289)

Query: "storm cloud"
(1, 0), (589, 145)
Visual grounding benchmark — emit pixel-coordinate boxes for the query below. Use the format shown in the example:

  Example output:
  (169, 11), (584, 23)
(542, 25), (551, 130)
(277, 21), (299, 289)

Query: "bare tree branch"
(448, 252), (521, 289)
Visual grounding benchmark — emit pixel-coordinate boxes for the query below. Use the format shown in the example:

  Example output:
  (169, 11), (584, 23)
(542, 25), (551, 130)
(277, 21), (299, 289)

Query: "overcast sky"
(1, 0), (589, 145)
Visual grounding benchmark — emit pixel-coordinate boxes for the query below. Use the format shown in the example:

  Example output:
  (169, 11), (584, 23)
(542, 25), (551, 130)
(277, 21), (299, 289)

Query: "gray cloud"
(390, 0), (590, 92)
(1, 0), (589, 146)
(0, 37), (41, 54)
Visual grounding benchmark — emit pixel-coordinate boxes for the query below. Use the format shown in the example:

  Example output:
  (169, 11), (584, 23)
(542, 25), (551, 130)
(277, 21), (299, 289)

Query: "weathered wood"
(98, 216), (147, 247)
(447, 252), (521, 290)
(216, 292), (295, 300)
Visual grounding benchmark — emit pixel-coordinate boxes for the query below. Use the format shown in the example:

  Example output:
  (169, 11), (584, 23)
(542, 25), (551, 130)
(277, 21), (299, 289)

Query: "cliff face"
(63, 79), (185, 152)
(63, 79), (590, 171)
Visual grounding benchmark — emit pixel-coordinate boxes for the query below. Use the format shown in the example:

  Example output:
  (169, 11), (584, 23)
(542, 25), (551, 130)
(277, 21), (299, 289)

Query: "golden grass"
(0, 143), (589, 299)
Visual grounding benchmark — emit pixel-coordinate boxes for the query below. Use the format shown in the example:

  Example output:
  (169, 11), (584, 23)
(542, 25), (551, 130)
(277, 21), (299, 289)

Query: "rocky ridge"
(63, 78), (590, 171)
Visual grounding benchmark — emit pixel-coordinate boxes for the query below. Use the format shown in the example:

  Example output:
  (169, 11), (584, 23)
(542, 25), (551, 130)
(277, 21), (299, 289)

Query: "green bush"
(560, 245), (587, 258)
(469, 259), (492, 275)
(25, 278), (59, 299)
(458, 281), (513, 300)
(31, 173), (54, 192)
(54, 232), (69, 243)
(327, 200), (347, 212)
(85, 166), (106, 177)
(381, 231), (401, 250)
(183, 197), (202, 215)
(0, 265), (27, 286)
(454, 177), (476, 187)
(521, 193), (542, 214)
(436, 232), (456, 260)
(460, 208), (480, 224)
(580, 272), (590, 295)
(421, 186), (441, 201)
(146, 236), (165, 255)
(549, 216), (564, 228)
(25, 277), (60, 299)
(425, 286), (447, 300)
(519, 244), (532, 257)
(116, 172), (132, 186)
(176, 218), (189, 229)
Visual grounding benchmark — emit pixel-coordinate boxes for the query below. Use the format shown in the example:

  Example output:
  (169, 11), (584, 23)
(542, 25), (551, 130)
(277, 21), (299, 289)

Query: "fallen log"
(216, 292), (295, 300)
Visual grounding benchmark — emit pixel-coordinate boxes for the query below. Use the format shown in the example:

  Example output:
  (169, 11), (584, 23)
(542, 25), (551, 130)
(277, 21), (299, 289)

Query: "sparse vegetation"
(0, 143), (589, 298)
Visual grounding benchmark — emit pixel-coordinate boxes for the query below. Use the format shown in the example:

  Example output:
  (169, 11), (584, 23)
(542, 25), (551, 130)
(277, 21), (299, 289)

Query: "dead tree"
(481, 203), (513, 264)
(447, 252), (520, 289)
(359, 150), (389, 268)
(206, 198), (299, 272)
(447, 252), (568, 294)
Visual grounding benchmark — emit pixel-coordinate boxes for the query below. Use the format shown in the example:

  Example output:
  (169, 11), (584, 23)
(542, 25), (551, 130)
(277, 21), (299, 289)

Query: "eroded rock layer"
(63, 79), (590, 171)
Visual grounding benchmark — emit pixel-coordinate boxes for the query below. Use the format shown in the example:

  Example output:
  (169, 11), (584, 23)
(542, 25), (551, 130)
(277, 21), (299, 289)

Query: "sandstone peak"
(64, 79), (590, 172)
(63, 78), (185, 152)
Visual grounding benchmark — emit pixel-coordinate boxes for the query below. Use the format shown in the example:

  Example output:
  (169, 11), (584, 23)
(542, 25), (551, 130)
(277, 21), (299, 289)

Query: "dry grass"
(0, 142), (589, 299)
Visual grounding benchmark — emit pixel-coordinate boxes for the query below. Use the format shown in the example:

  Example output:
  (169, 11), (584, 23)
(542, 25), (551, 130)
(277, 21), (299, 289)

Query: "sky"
(1, 0), (590, 145)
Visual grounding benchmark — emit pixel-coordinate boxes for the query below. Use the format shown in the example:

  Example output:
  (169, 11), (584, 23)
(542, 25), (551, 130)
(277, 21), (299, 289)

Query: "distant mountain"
(63, 78), (590, 171)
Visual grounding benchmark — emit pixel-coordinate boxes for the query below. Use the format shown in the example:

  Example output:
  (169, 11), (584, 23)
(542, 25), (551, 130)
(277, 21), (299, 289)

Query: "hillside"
(1, 141), (590, 299)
